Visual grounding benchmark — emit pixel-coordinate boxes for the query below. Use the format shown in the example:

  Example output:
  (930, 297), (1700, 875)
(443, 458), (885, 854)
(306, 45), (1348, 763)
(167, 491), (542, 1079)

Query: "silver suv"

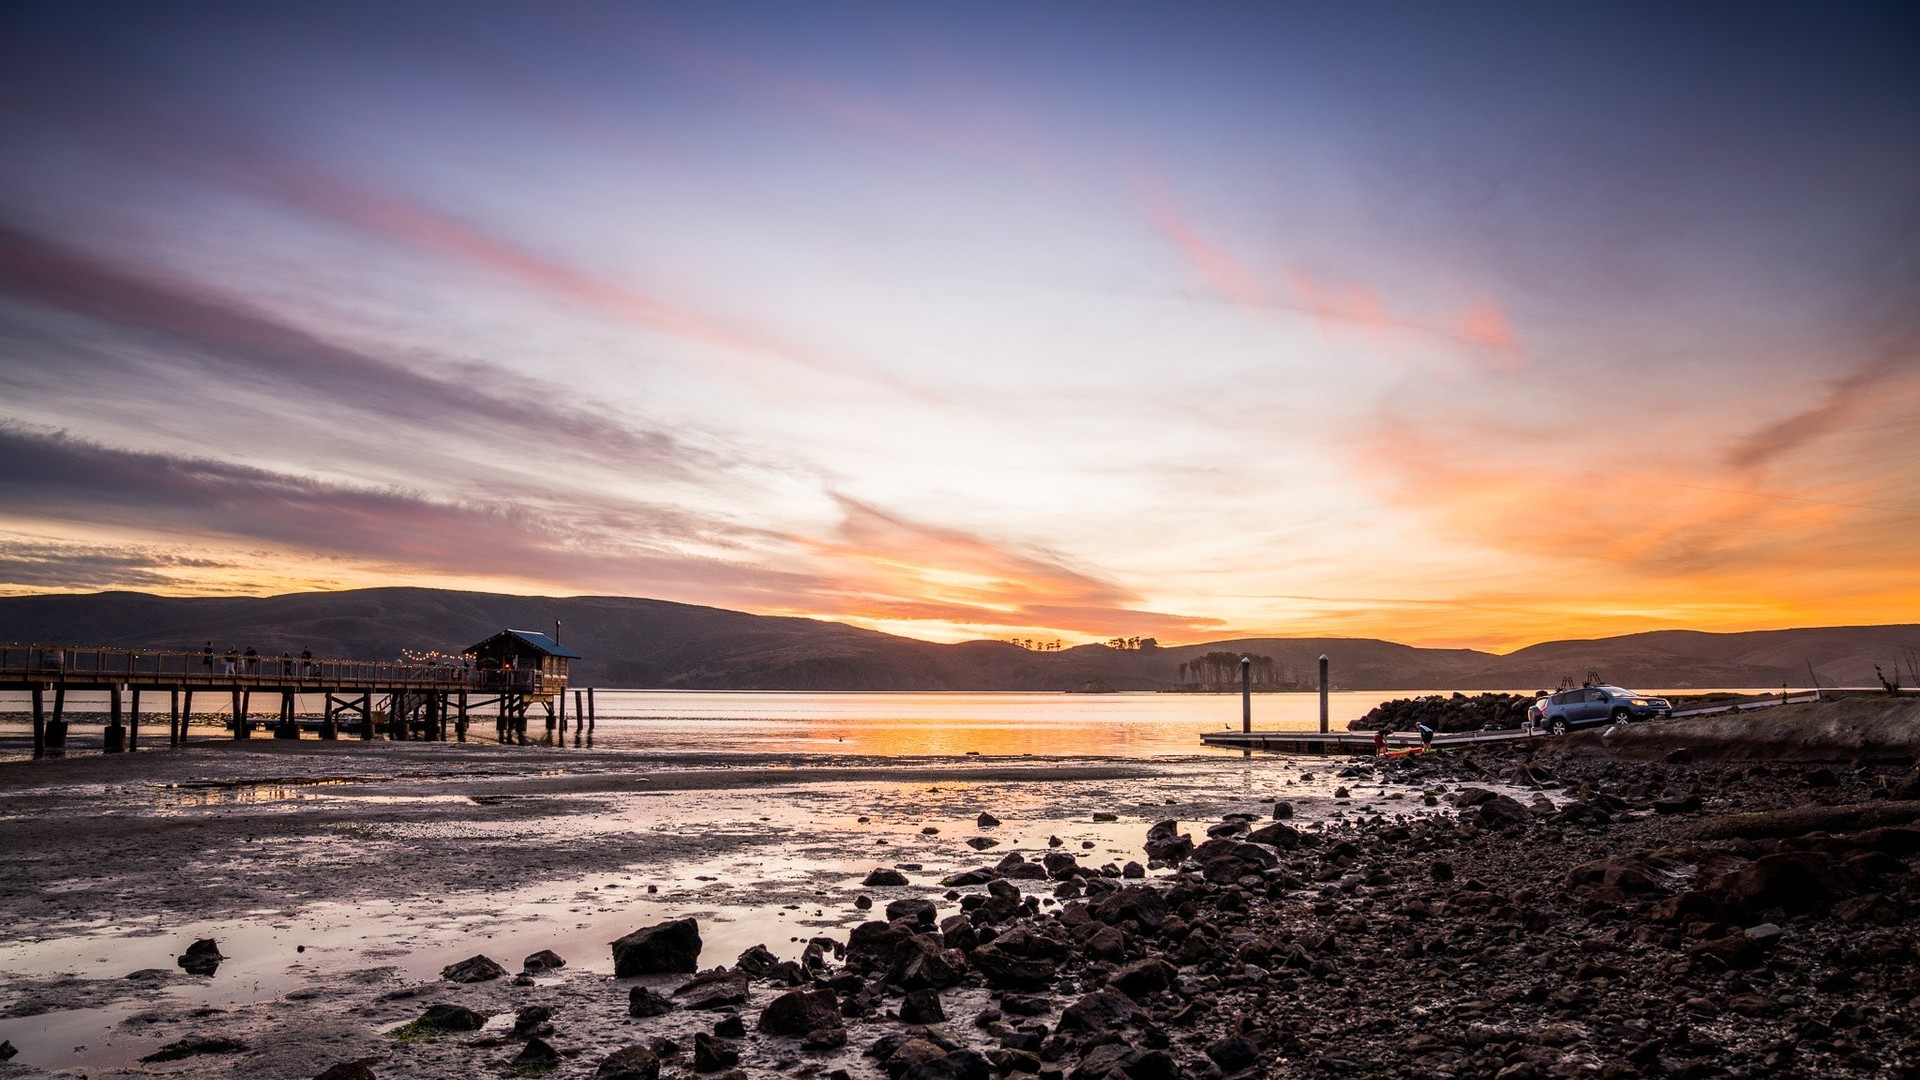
(1532, 685), (1671, 735)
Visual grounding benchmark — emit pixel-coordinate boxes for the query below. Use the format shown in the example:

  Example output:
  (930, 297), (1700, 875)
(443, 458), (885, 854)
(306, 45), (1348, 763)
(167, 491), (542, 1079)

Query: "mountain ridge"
(0, 587), (1914, 693)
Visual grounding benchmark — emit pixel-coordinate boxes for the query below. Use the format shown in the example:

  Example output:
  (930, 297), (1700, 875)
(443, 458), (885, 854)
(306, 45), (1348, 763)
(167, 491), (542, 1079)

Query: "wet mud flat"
(0, 740), (1367, 1076)
(3, 711), (1918, 1079)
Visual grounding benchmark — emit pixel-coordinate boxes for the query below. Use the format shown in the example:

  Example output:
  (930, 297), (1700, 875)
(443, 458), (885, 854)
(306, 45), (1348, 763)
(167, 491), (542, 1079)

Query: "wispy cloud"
(1139, 181), (1524, 365)
(1723, 353), (1914, 471)
(0, 537), (231, 590)
(0, 224), (714, 476)
(0, 425), (813, 604)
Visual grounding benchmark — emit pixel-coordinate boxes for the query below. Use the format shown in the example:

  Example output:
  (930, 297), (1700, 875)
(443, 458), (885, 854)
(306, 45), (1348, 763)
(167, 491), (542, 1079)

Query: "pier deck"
(2, 643), (594, 756)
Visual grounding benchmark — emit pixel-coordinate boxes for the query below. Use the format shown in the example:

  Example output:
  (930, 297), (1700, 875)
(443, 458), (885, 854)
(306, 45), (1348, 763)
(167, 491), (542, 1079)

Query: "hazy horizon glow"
(2, 2), (1916, 651)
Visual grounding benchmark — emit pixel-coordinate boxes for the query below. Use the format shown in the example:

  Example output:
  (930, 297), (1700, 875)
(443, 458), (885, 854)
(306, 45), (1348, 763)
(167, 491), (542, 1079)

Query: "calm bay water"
(0, 688), (1478, 758)
(0, 687), (1786, 759)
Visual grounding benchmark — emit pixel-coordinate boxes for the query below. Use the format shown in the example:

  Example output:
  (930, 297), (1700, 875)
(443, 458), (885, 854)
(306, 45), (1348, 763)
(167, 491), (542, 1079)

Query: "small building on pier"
(464, 629), (581, 693)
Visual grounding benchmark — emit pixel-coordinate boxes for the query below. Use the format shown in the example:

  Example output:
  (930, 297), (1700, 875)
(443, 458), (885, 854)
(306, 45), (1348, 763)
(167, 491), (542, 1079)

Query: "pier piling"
(31, 684), (46, 757)
(104, 684), (125, 753)
(48, 686), (68, 750)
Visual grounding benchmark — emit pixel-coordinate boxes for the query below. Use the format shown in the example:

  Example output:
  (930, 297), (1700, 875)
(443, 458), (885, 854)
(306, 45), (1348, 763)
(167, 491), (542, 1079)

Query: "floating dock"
(1200, 728), (1538, 755)
(1203, 691), (1826, 755)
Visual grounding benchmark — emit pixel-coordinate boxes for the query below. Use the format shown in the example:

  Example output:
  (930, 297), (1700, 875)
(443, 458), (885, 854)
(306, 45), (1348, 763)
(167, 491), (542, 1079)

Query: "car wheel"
(1611, 707), (1632, 723)
(1549, 717), (1568, 736)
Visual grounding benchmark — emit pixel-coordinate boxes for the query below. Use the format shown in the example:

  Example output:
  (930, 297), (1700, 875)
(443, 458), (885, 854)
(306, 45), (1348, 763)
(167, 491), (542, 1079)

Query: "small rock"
(312, 1062), (376, 1080)
(595, 1044), (661, 1080)
(855, 895), (874, 909)
(514, 1036), (561, 1069)
(513, 1005), (554, 1037)
(441, 954), (507, 983)
(735, 944), (781, 977)
(978, 812), (1001, 827)
(966, 837), (1000, 850)
(141, 1036), (248, 1063)
(692, 1032), (739, 1072)
(712, 1013), (745, 1037)
(863, 868), (910, 887)
(801, 1025), (847, 1050)
(612, 919), (702, 976)
(413, 1003), (487, 1032)
(674, 970), (750, 1010)
(1093, 812), (1119, 822)
(1273, 801), (1294, 819)
(885, 897), (937, 925)
(629, 986), (675, 1018)
(1206, 1036), (1259, 1073)
(900, 988), (946, 1023)
(176, 938), (224, 976)
(760, 989), (841, 1036)
(523, 949), (566, 973)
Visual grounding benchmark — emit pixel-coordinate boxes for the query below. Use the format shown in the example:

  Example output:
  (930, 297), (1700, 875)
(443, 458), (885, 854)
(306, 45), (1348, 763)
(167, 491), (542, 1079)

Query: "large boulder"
(612, 919), (702, 976)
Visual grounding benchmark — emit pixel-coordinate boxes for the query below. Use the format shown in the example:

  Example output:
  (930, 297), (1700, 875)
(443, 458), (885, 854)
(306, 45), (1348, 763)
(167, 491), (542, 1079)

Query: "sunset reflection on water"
(581, 690), (1409, 758)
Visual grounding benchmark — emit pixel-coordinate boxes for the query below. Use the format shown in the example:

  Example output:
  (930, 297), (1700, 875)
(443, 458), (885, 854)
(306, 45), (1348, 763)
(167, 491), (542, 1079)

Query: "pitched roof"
(466, 628), (583, 659)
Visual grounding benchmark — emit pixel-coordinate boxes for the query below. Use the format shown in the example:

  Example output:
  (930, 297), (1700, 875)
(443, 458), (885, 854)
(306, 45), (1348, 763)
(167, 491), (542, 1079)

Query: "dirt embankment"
(1539, 696), (1920, 762)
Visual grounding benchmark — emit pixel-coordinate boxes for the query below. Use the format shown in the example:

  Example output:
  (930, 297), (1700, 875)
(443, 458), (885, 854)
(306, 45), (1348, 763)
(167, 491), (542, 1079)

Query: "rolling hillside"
(0, 588), (1914, 692)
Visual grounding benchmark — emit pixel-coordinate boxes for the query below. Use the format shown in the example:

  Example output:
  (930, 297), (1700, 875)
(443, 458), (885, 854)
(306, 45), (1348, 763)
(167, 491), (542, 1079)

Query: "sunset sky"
(1, 2), (1915, 650)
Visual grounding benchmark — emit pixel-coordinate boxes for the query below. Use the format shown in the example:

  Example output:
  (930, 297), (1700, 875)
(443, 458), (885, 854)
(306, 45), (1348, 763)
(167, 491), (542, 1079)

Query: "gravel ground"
(0, 699), (1915, 1079)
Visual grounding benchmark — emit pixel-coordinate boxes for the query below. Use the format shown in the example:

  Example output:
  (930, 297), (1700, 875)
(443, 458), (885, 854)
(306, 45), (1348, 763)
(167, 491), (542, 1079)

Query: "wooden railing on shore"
(0, 643), (556, 694)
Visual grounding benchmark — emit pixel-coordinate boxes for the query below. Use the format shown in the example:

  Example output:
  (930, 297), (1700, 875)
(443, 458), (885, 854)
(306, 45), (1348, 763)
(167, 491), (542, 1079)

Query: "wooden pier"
(1, 634), (596, 757)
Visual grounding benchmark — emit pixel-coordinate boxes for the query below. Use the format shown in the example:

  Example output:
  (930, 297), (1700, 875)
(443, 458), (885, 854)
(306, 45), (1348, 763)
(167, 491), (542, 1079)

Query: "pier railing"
(0, 644), (554, 693)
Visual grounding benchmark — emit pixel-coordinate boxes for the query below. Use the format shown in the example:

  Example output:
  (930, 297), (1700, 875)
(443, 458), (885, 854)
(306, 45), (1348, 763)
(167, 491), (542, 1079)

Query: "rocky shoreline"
(268, 732), (1920, 1080)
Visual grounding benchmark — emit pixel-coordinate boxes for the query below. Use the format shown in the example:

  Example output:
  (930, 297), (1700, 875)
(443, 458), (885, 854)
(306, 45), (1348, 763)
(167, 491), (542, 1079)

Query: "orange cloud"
(1341, 410), (1919, 646)
(781, 497), (1222, 642)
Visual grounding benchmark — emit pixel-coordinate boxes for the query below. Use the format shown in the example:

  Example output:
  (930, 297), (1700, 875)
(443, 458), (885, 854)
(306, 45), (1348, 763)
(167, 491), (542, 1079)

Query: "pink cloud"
(1139, 180), (1524, 365)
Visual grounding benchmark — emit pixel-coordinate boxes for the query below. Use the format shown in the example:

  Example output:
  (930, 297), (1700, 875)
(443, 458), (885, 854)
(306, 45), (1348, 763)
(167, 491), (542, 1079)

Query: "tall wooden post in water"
(1319, 654), (1330, 734)
(1240, 656), (1251, 733)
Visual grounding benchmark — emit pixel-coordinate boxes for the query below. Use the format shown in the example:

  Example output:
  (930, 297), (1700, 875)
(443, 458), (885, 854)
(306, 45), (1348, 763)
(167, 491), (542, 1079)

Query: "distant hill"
(0, 588), (1914, 692)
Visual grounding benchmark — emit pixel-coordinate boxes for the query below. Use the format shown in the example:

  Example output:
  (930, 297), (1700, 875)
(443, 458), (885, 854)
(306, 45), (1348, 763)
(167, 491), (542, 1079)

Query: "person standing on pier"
(202, 642), (214, 671)
(243, 645), (259, 674)
(223, 645), (238, 675)
(301, 646), (314, 677)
